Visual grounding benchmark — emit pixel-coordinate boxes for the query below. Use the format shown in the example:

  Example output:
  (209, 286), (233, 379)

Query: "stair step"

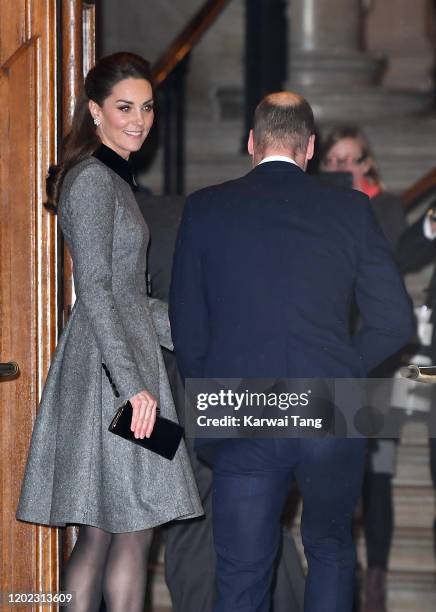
(400, 420), (431, 445)
(395, 443), (432, 486)
(181, 116), (436, 144)
(181, 119), (436, 161)
(357, 527), (436, 572)
(386, 570), (436, 612)
(217, 86), (432, 122)
(394, 485), (435, 529)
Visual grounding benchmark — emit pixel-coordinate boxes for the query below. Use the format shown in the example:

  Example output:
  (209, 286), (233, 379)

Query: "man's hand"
(130, 389), (157, 439)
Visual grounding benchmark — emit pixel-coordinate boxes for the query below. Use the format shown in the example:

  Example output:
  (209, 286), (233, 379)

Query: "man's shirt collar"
(258, 155), (298, 166)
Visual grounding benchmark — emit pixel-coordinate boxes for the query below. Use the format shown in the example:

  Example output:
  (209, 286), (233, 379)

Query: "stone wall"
(98, 0), (203, 61)
(98, 0), (244, 120)
(365, 0), (434, 91)
(186, 0), (244, 119)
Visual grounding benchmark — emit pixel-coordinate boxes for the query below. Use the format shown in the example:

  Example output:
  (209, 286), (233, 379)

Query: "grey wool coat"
(16, 157), (203, 532)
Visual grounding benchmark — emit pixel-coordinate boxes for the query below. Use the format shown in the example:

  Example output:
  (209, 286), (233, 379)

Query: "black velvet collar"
(93, 143), (137, 191)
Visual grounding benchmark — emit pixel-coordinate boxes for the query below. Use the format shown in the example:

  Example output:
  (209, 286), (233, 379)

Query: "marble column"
(285, 0), (429, 121)
(288, 0), (381, 89)
(293, 0), (360, 53)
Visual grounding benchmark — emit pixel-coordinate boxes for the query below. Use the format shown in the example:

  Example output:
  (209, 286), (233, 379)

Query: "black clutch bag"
(108, 401), (184, 460)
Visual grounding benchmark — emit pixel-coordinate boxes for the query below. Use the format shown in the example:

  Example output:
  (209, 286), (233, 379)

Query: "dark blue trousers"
(210, 438), (366, 612)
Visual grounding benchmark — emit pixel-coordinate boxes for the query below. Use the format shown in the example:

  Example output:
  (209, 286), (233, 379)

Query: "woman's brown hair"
(321, 125), (381, 185)
(46, 52), (153, 211)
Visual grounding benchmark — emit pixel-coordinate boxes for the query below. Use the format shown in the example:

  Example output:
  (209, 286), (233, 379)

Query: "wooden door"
(0, 0), (95, 602)
(0, 0), (59, 599)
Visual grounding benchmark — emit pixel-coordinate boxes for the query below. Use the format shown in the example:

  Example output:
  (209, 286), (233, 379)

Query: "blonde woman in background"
(321, 125), (406, 612)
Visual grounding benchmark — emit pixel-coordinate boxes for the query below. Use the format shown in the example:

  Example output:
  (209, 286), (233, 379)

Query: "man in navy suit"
(169, 93), (414, 612)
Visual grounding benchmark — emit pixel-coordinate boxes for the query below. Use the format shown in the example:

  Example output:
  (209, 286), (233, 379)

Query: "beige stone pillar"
(292, 0), (361, 53)
(288, 0), (381, 90)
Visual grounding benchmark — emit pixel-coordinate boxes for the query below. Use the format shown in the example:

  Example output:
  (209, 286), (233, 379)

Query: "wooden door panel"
(1, 38), (38, 594)
(1, 0), (94, 603)
(0, 1), (29, 66)
(0, 0), (59, 602)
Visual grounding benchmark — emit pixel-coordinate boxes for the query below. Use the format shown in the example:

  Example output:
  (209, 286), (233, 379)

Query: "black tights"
(62, 525), (153, 611)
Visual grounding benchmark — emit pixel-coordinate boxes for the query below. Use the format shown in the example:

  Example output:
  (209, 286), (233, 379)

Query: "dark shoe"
(363, 568), (387, 612)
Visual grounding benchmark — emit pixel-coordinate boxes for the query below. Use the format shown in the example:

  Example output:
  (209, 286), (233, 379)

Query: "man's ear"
(306, 134), (315, 161)
(247, 130), (254, 156)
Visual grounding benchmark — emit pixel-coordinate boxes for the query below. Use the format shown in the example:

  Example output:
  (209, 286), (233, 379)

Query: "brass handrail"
(152, 0), (232, 86)
(402, 166), (436, 210)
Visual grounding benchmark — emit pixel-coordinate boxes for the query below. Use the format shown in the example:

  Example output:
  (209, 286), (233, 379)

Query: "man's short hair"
(253, 94), (315, 156)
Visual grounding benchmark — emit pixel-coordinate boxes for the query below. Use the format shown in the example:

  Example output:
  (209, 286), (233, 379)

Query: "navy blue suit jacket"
(170, 162), (414, 384)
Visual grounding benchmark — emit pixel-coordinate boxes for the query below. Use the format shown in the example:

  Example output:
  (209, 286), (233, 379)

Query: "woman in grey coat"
(16, 52), (202, 611)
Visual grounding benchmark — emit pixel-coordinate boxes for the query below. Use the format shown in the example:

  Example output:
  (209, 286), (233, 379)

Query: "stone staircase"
(140, 115), (436, 197)
(358, 419), (436, 612)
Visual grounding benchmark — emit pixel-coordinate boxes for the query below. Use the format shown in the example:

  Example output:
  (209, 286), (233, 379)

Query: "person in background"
(16, 52), (202, 612)
(321, 125), (407, 612)
(320, 125), (405, 248)
(135, 192), (305, 612)
(396, 202), (436, 566)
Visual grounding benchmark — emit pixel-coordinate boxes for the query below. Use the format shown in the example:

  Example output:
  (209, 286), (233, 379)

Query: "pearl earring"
(93, 117), (101, 127)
